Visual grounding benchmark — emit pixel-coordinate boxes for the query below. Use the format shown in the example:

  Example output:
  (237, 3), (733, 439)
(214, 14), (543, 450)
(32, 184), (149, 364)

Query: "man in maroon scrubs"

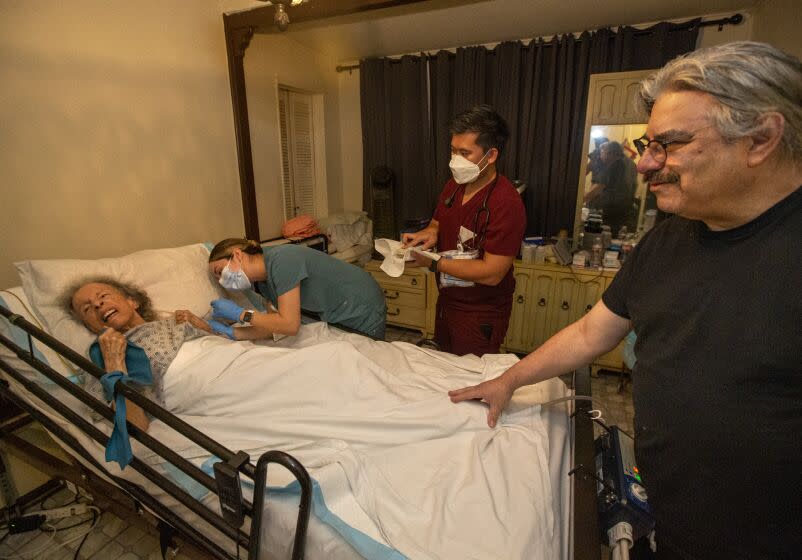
(403, 105), (526, 356)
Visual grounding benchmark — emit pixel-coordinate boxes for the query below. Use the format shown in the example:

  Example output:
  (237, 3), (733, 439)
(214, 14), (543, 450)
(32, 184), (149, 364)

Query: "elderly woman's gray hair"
(637, 41), (802, 165)
(60, 277), (157, 322)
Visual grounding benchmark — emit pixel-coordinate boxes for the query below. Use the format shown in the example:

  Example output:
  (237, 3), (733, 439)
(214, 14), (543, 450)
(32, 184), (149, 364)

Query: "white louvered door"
(278, 88), (317, 220)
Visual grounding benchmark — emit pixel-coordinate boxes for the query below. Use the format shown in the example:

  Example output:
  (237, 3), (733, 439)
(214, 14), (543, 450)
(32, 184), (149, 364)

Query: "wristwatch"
(240, 310), (255, 325)
(429, 259), (439, 274)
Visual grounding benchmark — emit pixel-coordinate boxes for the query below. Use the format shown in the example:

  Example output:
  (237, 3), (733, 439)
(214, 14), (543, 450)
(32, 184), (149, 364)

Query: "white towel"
(374, 239), (441, 277)
(374, 238), (408, 277)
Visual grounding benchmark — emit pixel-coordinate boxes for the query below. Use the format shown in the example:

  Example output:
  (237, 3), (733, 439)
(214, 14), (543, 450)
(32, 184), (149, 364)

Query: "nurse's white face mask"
(449, 150), (490, 185)
(219, 256), (252, 290)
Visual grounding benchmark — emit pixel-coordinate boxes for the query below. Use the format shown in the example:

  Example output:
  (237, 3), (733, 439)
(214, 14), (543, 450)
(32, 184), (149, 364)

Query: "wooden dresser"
(367, 259), (624, 371)
(364, 261), (430, 335)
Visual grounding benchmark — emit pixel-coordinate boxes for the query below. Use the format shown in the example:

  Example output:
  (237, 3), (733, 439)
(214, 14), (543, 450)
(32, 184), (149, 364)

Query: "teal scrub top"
(255, 245), (386, 338)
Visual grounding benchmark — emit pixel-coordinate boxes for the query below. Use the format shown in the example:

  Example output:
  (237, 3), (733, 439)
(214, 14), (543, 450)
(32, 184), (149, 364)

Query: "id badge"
(439, 249), (479, 287)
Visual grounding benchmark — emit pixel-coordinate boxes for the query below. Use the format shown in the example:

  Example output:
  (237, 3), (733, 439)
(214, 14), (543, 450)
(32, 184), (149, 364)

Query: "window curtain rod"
(336, 12), (743, 73)
(698, 12), (743, 30)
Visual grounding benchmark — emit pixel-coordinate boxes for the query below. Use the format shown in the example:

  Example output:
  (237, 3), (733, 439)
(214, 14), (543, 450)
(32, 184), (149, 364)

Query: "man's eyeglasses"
(633, 125), (712, 164)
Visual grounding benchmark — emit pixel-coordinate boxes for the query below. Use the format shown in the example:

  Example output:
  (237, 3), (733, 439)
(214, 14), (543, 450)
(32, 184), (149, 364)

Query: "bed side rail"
(571, 366), (602, 560)
(0, 304), (312, 560)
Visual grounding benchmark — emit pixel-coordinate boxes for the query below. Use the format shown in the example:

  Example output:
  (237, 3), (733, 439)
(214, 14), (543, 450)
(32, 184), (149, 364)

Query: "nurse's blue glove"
(211, 298), (244, 323)
(209, 320), (235, 340)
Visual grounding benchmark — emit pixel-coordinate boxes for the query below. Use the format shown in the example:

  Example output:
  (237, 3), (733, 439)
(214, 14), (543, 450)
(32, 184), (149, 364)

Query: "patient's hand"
(174, 310), (212, 333)
(448, 376), (515, 429)
(98, 328), (127, 373)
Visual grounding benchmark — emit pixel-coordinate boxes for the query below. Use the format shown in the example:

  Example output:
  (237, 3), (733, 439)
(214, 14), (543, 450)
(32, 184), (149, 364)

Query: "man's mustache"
(643, 169), (680, 184)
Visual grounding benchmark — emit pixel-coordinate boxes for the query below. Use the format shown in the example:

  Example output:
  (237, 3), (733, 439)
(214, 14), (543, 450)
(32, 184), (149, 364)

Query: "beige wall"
(751, 0), (802, 59)
(244, 34), (343, 239)
(697, 11), (754, 48)
(0, 1), (243, 288)
(338, 68), (364, 212)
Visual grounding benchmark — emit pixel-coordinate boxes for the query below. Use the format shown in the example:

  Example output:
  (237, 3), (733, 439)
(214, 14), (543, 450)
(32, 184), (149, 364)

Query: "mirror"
(581, 124), (651, 236)
(573, 69), (658, 249)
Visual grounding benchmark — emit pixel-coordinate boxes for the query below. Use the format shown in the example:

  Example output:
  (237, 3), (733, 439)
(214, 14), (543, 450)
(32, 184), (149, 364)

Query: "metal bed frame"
(0, 303), (600, 559)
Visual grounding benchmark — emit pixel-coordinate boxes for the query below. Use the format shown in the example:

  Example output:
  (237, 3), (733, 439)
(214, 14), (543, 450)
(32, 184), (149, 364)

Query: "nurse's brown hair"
(208, 238), (263, 262)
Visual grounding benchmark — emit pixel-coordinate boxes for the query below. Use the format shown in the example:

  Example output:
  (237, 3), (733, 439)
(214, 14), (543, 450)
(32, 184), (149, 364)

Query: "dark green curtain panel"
(360, 20), (700, 235)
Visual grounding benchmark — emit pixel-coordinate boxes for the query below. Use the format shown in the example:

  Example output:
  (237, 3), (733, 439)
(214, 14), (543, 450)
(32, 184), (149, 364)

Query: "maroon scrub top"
(433, 173), (526, 306)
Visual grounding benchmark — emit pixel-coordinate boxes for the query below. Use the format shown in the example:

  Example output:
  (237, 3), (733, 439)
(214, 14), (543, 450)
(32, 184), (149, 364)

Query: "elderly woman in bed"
(64, 277), (215, 432)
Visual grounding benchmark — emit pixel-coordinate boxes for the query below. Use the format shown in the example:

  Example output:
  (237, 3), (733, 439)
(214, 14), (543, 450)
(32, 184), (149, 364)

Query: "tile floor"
(2, 325), (634, 559)
(0, 486), (192, 560)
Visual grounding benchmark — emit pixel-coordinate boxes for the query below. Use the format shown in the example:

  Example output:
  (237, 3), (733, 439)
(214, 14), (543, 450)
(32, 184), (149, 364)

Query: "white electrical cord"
(0, 526), (57, 560)
(39, 506), (101, 559)
(540, 395), (612, 425)
(0, 497), (100, 560)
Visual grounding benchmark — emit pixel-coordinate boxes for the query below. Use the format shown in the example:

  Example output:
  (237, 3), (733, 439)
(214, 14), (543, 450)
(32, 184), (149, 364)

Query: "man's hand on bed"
(448, 377), (515, 429)
(98, 327), (127, 373)
(211, 298), (245, 323)
(174, 310), (212, 333)
(209, 320), (235, 340)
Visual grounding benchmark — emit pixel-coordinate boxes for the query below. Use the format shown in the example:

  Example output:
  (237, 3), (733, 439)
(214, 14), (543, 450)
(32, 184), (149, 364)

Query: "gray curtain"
(361, 20), (700, 234)
(359, 55), (435, 235)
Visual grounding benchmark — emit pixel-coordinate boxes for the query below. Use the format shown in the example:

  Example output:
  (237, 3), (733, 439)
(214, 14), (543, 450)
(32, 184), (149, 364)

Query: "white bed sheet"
(0, 286), (574, 559)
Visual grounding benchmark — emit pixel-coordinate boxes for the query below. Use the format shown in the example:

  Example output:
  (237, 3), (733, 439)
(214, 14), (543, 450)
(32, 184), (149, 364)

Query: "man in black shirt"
(585, 140), (638, 233)
(449, 41), (801, 559)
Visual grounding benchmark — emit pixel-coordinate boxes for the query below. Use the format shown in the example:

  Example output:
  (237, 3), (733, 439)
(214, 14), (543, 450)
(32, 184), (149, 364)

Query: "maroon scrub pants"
(433, 296), (512, 356)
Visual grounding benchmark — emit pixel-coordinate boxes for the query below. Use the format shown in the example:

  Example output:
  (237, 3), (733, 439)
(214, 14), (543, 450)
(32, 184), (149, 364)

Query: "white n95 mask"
(449, 151), (490, 184)
(219, 259), (252, 290)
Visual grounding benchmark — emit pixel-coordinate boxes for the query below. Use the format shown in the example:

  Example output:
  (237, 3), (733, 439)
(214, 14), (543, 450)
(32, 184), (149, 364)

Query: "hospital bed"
(0, 244), (600, 559)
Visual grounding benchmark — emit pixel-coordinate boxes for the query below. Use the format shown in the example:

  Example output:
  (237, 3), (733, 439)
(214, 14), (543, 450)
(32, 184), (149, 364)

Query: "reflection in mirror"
(580, 124), (651, 245)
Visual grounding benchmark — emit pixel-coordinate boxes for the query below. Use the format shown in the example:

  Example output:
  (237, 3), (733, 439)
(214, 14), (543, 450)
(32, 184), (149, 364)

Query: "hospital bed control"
(213, 451), (250, 529)
(595, 426), (655, 544)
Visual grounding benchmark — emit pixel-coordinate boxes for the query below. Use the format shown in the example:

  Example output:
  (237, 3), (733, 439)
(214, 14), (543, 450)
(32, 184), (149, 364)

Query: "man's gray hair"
(638, 41), (802, 164)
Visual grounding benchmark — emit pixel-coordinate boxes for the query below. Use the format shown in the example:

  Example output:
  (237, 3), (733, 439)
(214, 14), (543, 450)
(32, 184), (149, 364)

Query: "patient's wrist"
(106, 361), (126, 373)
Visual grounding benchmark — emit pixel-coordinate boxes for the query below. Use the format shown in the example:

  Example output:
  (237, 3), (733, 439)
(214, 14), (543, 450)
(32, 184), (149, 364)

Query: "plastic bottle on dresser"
(601, 225), (612, 248)
(590, 237), (603, 268)
(621, 234), (635, 264)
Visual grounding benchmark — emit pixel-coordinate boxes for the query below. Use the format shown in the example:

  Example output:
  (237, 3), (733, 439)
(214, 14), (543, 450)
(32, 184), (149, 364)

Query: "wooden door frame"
(221, 0), (431, 240)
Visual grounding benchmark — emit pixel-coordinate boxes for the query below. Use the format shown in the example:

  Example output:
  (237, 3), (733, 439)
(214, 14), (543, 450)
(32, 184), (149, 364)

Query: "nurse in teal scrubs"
(207, 238), (386, 340)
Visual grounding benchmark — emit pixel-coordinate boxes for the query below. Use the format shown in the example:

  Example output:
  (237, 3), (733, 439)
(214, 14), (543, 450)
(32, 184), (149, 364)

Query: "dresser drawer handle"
(384, 290), (400, 299)
(561, 301), (570, 310)
(387, 307), (401, 316)
(538, 298), (546, 307)
(516, 295), (525, 304)
(411, 278), (418, 286)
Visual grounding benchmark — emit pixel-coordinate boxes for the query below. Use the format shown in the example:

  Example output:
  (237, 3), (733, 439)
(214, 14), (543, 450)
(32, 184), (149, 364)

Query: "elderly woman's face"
(71, 282), (145, 334)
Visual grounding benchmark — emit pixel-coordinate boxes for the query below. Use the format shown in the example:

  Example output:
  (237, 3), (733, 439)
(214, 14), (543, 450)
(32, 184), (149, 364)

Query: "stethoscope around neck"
(444, 175), (499, 251)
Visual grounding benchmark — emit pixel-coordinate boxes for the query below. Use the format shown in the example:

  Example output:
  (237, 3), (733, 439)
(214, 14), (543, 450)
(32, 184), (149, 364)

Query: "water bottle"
(621, 234), (635, 264)
(643, 210), (657, 232)
(590, 237), (603, 268)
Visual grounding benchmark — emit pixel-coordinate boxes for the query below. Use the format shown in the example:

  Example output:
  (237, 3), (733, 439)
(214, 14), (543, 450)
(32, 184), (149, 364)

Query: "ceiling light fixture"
(257, 0), (310, 32)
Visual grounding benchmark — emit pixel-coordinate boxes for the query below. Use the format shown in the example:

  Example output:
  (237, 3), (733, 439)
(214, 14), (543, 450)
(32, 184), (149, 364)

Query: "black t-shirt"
(597, 157), (637, 209)
(603, 187), (802, 559)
